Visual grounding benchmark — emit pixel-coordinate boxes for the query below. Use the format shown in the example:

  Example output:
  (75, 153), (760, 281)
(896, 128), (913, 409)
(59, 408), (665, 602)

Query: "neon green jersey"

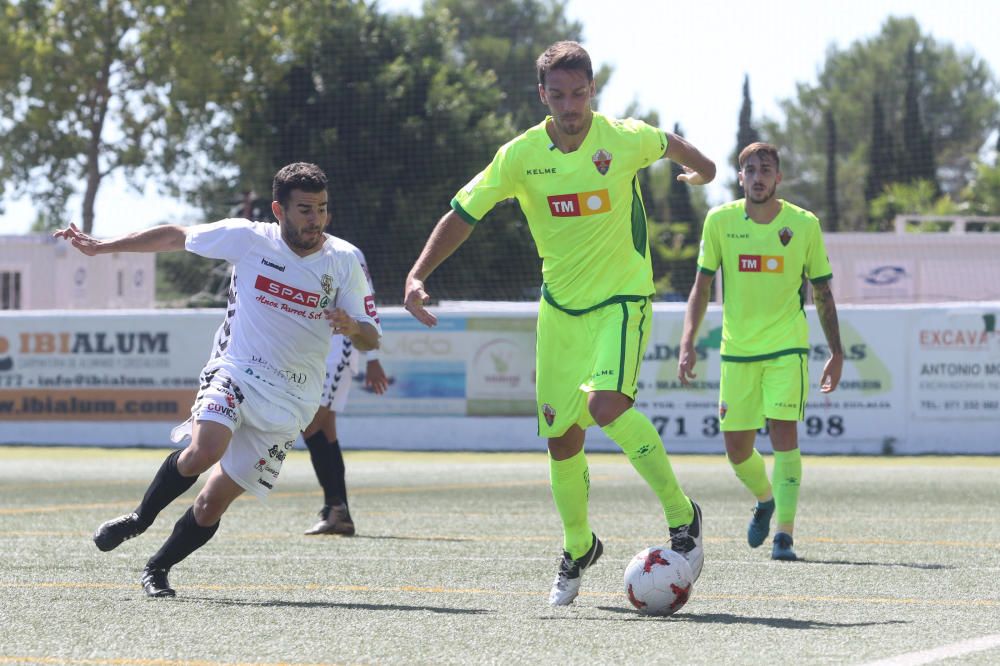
(697, 199), (833, 360)
(452, 112), (667, 313)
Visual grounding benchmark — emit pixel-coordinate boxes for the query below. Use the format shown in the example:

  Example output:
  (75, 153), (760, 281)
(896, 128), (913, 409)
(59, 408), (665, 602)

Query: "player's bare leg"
(142, 464), (245, 597)
(93, 420), (232, 553)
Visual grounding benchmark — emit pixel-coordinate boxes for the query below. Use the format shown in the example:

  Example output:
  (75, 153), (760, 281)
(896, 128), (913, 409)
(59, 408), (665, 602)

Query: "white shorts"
(319, 335), (358, 412)
(171, 368), (300, 499)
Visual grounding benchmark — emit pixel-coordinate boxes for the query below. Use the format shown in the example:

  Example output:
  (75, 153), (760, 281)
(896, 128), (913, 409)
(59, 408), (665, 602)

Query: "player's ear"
(538, 83), (547, 105)
(271, 200), (284, 222)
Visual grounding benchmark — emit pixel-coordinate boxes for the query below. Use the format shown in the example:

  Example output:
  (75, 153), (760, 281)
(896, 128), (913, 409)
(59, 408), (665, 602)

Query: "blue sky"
(2, 0), (997, 237)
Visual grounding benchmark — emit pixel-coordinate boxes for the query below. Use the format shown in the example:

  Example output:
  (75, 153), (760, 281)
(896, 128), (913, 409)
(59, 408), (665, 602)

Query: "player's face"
(273, 189), (328, 256)
(539, 68), (595, 136)
(739, 153), (782, 204)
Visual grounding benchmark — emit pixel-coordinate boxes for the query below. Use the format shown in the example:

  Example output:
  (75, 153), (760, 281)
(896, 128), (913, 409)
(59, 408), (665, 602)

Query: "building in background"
(0, 234), (154, 310)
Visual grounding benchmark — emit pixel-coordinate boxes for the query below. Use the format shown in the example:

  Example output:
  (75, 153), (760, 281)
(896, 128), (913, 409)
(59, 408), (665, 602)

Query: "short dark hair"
(738, 142), (780, 171)
(272, 162), (328, 208)
(536, 41), (593, 87)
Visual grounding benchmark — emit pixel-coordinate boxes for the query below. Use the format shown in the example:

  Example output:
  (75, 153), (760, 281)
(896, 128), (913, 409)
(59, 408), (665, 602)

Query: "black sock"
(327, 438), (348, 509)
(146, 506), (219, 571)
(304, 431), (335, 503)
(135, 450), (199, 528)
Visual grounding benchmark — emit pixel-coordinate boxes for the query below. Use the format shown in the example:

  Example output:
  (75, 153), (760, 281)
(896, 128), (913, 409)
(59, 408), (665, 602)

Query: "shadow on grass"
(797, 558), (953, 570)
(176, 596), (491, 614)
(591, 608), (910, 628)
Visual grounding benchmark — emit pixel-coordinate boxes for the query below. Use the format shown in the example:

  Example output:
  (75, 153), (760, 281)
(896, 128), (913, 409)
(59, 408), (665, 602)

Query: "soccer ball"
(624, 546), (693, 616)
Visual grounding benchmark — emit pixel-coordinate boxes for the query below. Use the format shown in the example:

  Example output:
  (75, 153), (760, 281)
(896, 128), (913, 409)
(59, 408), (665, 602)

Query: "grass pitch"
(1, 447), (999, 665)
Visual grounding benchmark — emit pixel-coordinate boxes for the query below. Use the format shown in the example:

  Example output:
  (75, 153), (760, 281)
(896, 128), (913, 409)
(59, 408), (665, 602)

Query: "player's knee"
(587, 392), (629, 427)
(192, 495), (224, 526)
(178, 444), (223, 476)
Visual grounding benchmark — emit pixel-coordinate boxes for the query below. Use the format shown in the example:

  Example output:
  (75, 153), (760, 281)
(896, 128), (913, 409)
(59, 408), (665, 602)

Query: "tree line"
(1, 4), (997, 304)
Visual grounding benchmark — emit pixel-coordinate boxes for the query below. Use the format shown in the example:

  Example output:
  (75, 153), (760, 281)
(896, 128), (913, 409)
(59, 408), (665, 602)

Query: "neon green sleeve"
(697, 213), (721, 274)
(451, 146), (515, 225)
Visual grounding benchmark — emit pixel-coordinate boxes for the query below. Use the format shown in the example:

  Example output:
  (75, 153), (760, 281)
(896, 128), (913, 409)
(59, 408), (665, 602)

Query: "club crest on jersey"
(542, 403), (556, 427)
(778, 226), (793, 246)
(719, 401), (728, 421)
(321, 274), (334, 295)
(592, 149), (612, 175)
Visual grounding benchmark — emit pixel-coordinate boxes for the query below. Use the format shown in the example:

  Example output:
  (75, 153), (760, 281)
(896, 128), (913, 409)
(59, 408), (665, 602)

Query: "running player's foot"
(670, 500), (704, 582)
(93, 512), (146, 552)
(140, 567), (176, 598)
(548, 533), (603, 606)
(771, 532), (798, 561)
(304, 503), (355, 536)
(747, 498), (775, 548)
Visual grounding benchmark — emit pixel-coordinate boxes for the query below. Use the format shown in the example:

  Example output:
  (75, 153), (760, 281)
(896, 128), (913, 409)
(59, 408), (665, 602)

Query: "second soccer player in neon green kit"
(678, 142), (844, 561)
(404, 41), (716, 605)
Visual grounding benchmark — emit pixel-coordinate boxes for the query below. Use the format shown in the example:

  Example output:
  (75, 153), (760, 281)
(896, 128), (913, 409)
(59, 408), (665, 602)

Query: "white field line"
(859, 634), (1000, 666)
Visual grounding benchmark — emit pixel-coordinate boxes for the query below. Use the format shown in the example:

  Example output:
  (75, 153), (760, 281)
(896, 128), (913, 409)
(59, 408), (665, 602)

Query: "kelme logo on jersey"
(592, 148), (612, 175)
(254, 275), (321, 307)
(547, 189), (611, 217)
(738, 255), (784, 273)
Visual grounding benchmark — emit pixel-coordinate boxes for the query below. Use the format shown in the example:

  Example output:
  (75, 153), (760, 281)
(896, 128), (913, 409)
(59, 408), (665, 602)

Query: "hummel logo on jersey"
(254, 275), (321, 307)
(738, 255), (784, 273)
(547, 189), (611, 217)
(261, 258), (285, 272)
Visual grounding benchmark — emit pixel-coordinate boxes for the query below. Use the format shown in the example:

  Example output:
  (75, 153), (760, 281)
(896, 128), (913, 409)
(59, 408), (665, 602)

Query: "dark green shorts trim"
(541, 283), (651, 317)
(720, 347), (810, 363)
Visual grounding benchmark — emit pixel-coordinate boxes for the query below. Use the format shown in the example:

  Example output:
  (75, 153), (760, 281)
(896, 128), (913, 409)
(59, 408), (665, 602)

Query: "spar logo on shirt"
(547, 189), (611, 217)
(254, 275), (322, 307)
(738, 255), (784, 273)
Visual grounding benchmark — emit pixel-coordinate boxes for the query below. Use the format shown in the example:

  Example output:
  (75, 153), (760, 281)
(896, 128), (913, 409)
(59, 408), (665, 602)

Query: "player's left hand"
(365, 360), (389, 395)
(819, 353), (843, 393)
(326, 308), (360, 337)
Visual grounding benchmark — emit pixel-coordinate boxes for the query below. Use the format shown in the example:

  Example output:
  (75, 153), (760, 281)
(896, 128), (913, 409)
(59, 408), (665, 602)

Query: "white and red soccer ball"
(624, 546), (693, 616)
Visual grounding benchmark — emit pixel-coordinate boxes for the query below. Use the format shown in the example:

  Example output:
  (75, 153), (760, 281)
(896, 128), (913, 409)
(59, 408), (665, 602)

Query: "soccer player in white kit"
(300, 236), (389, 536)
(52, 163), (381, 597)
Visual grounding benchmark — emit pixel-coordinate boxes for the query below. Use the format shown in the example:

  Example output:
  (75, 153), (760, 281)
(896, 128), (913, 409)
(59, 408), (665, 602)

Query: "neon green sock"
(772, 448), (802, 527)
(730, 449), (772, 500)
(602, 408), (693, 527)
(549, 449), (593, 559)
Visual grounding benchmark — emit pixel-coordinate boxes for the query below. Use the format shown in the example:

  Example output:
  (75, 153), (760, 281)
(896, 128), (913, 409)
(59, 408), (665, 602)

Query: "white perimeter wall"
(1, 302), (998, 454)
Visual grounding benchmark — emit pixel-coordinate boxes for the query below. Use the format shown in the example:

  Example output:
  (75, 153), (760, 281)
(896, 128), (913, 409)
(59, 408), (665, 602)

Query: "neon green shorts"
(718, 352), (808, 431)
(535, 296), (651, 438)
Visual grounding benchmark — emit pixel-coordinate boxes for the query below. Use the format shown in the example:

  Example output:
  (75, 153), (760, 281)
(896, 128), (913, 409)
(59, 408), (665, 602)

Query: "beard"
(283, 224), (323, 253)
(747, 183), (777, 204)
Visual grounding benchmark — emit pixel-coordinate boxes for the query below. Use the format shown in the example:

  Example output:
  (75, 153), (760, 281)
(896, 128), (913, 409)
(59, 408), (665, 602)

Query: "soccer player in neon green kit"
(404, 41), (716, 605)
(678, 142), (843, 561)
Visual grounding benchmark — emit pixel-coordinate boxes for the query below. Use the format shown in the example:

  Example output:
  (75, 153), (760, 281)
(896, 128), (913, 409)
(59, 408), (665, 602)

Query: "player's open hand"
(819, 353), (843, 393)
(676, 166), (710, 187)
(677, 344), (698, 386)
(365, 359), (389, 395)
(52, 223), (103, 256)
(404, 277), (437, 327)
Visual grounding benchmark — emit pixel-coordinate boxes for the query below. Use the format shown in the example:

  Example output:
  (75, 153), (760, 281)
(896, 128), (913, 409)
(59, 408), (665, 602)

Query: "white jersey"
(187, 219), (381, 427)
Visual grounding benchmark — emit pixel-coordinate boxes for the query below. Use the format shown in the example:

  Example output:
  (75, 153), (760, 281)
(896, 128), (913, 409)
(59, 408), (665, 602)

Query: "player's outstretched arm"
(404, 209), (474, 327)
(813, 281), (844, 393)
(664, 132), (716, 186)
(52, 223), (188, 256)
(678, 271), (714, 385)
